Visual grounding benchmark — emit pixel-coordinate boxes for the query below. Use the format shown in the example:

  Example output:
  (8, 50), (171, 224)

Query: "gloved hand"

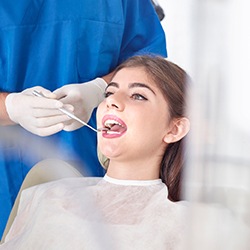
(5, 86), (73, 136)
(53, 78), (107, 131)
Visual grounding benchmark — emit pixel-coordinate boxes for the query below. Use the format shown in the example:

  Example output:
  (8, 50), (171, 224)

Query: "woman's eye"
(131, 93), (147, 101)
(104, 91), (113, 98)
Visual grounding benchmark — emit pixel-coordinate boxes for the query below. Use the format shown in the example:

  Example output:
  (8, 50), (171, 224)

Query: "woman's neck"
(106, 160), (160, 180)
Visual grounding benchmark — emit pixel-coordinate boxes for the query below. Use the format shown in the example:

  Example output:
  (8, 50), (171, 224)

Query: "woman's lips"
(101, 115), (127, 138)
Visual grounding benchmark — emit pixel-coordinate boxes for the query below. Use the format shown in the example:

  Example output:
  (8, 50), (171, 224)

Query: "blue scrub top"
(0, 0), (167, 237)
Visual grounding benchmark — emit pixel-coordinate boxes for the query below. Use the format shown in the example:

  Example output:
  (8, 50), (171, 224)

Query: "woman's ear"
(163, 117), (190, 144)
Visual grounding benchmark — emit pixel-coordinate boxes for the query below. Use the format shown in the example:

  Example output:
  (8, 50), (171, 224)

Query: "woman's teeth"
(104, 119), (123, 129)
(106, 130), (121, 134)
(103, 119), (125, 134)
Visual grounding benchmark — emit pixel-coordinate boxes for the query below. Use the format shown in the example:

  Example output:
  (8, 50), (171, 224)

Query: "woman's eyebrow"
(129, 82), (156, 95)
(106, 81), (156, 95)
(105, 82), (119, 91)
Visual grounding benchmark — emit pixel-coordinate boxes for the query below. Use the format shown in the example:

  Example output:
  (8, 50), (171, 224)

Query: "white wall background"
(157, 0), (195, 73)
(157, 1), (250, 248)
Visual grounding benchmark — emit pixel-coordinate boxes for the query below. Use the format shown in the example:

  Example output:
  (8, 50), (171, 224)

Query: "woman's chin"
(100, 146), (122, 161)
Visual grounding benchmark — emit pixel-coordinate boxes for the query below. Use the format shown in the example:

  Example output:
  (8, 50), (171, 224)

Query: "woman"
(98, 55), (190, 202)
(0, 55), (190, 250)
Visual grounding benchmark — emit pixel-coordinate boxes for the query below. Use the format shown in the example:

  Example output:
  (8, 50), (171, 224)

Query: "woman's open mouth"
(102, 115), (127, 137)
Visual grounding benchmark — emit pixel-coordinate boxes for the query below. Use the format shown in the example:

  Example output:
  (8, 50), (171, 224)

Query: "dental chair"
(1, 158), (83, 243)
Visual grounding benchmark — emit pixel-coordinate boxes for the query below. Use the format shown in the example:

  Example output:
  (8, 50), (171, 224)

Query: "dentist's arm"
(0, 92), (11, 126)
(2, 87), (73, 136)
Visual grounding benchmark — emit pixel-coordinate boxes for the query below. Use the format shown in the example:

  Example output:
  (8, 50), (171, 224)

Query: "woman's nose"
(106, 93), (125, 111)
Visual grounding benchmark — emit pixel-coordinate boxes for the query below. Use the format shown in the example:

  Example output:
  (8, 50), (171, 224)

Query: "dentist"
(0, 0), (167, 238)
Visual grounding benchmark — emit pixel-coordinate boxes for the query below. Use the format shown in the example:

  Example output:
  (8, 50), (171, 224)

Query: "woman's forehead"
(112, 67), (154, 86)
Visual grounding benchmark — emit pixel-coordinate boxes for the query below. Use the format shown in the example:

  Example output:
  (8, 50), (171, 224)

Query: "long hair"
(113, 55), (190, 201)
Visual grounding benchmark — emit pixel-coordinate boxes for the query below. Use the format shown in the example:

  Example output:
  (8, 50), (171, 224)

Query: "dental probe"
(32, 90), (107, 133)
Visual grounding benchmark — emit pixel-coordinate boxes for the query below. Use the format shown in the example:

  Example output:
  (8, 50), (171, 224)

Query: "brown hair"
(113, 55), (190, 201)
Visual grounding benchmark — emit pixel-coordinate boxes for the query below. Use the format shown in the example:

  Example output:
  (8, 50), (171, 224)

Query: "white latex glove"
(5, 86), (73, 136)
(53, 78), (107, 131)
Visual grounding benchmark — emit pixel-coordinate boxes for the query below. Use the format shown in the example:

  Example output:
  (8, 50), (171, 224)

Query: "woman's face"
(97, 66), (171, 164)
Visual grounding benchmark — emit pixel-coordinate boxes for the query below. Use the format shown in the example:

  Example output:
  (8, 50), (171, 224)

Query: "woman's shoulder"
(22, 177), (102, 198)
